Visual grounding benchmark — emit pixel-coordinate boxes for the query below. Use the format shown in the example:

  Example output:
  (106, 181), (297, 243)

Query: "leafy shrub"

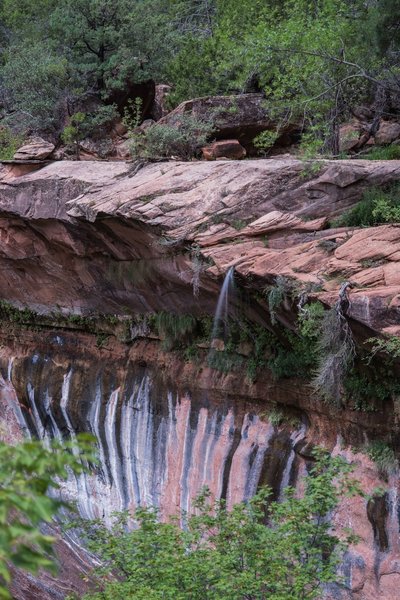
(344, 366), (400, 411)
(61, 112), (86, 158)
(122, 97), (143, 134)
(367, 441), (398, 477)
(0, 127), (24, 160)
(266, 276), (296, 325)
(0, 300), (37, 324)
(85, 104), (119, 132)
(129, 114), (215, 160)
(299, 160), (324, 179)
(61, 106), (119, 159)
(267, 408), (301, 428)
(332, 183), (400, 227)
(298, 301), (325, 340)
(373, 197), (400, 223)
(269, 334), (317, 380)
(364, 145), (400, 160)
(79, 450), (363, 600)
(366, 335), (400, 360)
(230, 219), (247, 230)
(268, 408), (284, 426)
(298, 126), (327, 159)
(270, 339), (311, 381)
(0, 436), (94, 599)
(244, 323), (276, 382)
(268, 301), (325, 380)
(253, 130), (279, 153)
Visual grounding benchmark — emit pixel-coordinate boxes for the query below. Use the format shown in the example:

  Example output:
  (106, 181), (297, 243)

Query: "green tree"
(62, 111), (87, 159)
(1, 39), (72, 131)
(0, 435), (94, 599)
(370, 0), (400, 57)
(221, 0), (372, 154)
(49, 0), (132, 94)
(81, 449), (362, 600)
(49, 0), (177, 97)
(0, 0), (398, 146)
(0, 0), (177, 131)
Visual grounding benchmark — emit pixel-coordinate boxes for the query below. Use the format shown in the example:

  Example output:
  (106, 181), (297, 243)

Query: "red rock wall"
(0, 158), (399, 598)
(0, 328), (398, 600)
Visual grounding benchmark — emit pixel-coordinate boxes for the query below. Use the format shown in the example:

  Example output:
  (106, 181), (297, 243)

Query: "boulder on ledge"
(374, 120), (400, 145)
(13, 137), (55, 161)
(202, 139), (246, 160)
(159, 93), (298, 154)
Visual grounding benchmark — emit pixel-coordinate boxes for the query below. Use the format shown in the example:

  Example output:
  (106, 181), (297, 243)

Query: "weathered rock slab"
(13, 137), (55, 160)
(0, 158), (399, 333)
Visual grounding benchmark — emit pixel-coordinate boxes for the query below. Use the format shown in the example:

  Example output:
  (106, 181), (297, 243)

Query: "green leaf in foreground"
(0, 434), (95, 598)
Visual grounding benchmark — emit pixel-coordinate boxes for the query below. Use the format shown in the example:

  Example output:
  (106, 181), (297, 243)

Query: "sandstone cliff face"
(0, 158), (399, 331)
(0, 158), (399, 599)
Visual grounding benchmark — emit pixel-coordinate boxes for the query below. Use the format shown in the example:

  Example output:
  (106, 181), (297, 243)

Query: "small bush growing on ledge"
(129, 114), (215, 161)
(0, 127), (24, 160)
(265, 275), (297, 325)
(0, 300), (37, 324)
(367, 441), (398, 478)
(344, 366), (400, 411)
(253, 129), (279, 154)
(366, 336), (400, 361)
(332, 183), (400, 227)
(363, 145), (400, 161)
(268, 301), (325, 380)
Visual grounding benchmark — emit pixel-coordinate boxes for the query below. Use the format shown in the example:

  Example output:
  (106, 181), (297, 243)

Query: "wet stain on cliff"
(6, 351), (307, 521)
(367, 493), (389, 552)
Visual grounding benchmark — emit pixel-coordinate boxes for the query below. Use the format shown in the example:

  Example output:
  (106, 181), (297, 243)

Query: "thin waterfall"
(89, 378), (111, 487)
(27, 382), (48, 442)
(43, 390), (63, 442)
(209, 266), (235, 349)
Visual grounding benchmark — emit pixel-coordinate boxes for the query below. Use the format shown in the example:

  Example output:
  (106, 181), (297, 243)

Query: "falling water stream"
(209, 266), (235, 349)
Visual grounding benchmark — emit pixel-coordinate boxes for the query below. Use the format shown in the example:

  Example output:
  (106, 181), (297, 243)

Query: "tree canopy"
(0, 0), (398, 150)
(79, 449), (363, 600)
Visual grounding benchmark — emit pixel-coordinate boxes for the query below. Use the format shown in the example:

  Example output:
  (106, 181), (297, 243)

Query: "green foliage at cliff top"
(332, 183), (400, 227)
(0, 0), (398, 154)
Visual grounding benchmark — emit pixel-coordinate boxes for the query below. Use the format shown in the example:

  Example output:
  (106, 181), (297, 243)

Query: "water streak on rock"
(4, 354), (306, 523)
